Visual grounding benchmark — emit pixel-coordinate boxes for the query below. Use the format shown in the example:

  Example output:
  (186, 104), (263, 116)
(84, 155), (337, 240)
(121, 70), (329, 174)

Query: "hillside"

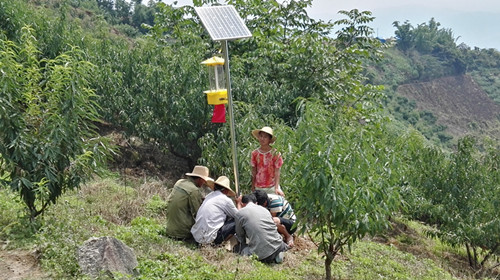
(397, 75), (500, 142)
(1, 1), (499, 279)
(3, 127), (499, 279)
(1, 161), (496, 279)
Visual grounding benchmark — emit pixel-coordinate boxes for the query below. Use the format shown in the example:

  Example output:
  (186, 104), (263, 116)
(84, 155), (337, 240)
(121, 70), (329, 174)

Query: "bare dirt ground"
(0, 243), (45, 280)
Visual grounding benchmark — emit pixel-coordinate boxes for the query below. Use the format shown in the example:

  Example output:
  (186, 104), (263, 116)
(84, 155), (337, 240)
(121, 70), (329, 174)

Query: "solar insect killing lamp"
(201, 56), (228, 105)
(195, 5), (252, 195)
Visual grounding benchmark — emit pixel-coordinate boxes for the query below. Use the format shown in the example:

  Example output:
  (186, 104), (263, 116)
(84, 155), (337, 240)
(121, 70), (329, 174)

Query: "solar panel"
(195, 5), (252, 41)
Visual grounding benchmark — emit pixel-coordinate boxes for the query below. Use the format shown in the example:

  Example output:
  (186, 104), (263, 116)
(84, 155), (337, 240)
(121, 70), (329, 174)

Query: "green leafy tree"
(393, 18), (466, 76)
(283, 101), (401, 280)
(131, 1), (156, 33)
(90, 2), (216, 166)
(0, 0), (34, 41)
(393, 20), (414, 52)
(115, 0), (132, 24)
(96, 0), (115, 16)
(197, 4), (399, 279)
(190, 0), (337, 123)
(397, 132), (500, 272)
(0, 0), (87, 59)
(0, 27), (112, 219)
(425, 137), (499, 271)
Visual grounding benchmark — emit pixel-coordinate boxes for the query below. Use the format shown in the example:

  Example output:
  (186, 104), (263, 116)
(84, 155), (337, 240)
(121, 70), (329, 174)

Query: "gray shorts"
(255, 186), (277, 195)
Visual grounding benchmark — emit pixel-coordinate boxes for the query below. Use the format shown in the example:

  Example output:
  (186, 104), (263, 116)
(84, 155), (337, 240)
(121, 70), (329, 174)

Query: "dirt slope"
(397, 75), (500, 141)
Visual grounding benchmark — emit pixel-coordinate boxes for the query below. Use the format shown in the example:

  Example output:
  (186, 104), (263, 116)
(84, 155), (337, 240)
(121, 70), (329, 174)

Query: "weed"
(0, 189), (39, 248)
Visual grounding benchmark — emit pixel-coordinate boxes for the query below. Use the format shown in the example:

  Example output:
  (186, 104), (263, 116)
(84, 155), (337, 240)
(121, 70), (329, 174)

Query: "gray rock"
(77, 236), (138, 279)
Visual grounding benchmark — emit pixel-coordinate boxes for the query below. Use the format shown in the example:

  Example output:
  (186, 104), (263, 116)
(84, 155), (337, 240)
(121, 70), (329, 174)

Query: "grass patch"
(329, 241), (456, 280)
(0, 188), (39, 248)
(1, 176), (497, 279)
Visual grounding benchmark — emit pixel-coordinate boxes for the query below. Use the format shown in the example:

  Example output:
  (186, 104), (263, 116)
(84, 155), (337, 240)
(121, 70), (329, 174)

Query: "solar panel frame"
(195, 5), (252, 41)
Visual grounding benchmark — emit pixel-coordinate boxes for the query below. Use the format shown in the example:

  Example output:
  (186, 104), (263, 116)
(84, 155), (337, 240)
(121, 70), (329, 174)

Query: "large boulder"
(77, 236), (138, 279)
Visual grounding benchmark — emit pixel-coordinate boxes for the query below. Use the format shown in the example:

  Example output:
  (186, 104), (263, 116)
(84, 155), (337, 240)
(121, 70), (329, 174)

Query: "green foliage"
(384, 94), (451, 147)
(88, 2), (216, 165)
(0, 27), (112, 218)
(33, 178), (154, 278)
(283, 101), (401, 279)
(145, 194), (168, 217)
(467, 48), (500, 105)
(193, 0), (338, 124)
(34, 182), (123, 278)
(116, 216), (165, 255)
(393, 18), (465, 75)
(396, 132), (500, 270)
(0, 0), (84, 58)
(0, 188), (39, 246)
(0, 0), (36, 40)
(130, 1), (156, 34)
(136, 253), (226, 280)
(37, 214), (105, 277)
(366, 47), (419, 87)
(430, 137), (499, 269)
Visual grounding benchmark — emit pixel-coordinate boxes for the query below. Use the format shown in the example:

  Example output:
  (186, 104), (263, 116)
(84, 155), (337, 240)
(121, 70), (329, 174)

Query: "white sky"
(165, 0), (500, 50)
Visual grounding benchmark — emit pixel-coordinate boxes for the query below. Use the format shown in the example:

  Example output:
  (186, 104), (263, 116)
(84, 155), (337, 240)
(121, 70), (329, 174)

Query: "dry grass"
(78, 176), (172, 225)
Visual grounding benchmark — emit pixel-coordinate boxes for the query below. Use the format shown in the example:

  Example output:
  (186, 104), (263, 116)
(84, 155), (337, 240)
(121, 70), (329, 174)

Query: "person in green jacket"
(165, 165), (214, 240)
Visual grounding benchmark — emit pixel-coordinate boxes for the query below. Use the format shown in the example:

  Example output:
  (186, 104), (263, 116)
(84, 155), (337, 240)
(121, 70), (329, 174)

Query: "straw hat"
(185, 165), (214, 188)
(251, 126), (276, 143)
(213, 176), (236, 197)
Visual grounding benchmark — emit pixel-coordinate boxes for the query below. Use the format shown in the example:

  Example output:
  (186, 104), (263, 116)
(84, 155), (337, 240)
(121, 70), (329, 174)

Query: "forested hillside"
(0, 1), (498, 279)
(366, 18), (500, 147)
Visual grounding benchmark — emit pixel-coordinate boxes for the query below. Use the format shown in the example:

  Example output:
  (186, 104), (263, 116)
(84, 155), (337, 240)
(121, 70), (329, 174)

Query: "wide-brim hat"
(186, 165), (214, 188)
(214, 176), (236, 197)
(251, 126), (276, 143)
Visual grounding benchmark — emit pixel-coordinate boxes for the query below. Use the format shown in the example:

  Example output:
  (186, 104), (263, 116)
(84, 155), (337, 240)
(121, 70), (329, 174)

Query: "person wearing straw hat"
(250, 126), (285, 196)
(165, 165), (214, 240)
(191, 176), (242, 245)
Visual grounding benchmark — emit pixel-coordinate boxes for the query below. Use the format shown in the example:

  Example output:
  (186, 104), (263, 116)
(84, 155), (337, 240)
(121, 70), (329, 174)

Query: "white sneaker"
(275, 251), (285, 264)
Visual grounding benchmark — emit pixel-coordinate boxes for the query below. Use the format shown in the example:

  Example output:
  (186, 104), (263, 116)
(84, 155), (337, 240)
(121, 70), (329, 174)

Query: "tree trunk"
(325, 254), (333, 280)
(466, 243), (473, 268)
(473, 245), (479, 269)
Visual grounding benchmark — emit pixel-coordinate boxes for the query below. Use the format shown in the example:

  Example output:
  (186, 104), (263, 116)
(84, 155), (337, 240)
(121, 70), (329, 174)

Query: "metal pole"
(221, 40), (240, 196)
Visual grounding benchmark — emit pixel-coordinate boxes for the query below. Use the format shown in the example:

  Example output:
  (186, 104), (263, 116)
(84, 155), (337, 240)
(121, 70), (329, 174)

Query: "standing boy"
(250, 126), (285, 196)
